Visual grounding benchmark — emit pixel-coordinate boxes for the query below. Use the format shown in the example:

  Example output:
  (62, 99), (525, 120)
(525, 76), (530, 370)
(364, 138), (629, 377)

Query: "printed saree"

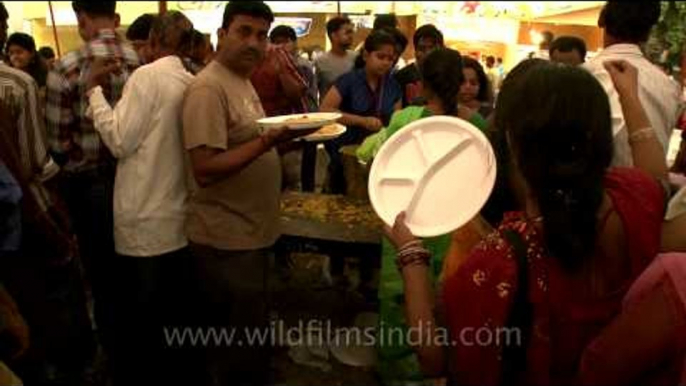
(442, 168), (667, 386)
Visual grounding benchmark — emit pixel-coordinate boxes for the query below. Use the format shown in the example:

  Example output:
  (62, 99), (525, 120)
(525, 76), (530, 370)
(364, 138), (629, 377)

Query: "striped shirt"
(0, 63), (58, 212)
(45, 29), (140, 173)
(250, 44), (308, 117)
(0, 63), (58, 183)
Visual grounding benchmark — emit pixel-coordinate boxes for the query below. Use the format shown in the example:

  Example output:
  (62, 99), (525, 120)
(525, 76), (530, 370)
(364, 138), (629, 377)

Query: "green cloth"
(356, 107), (488, 164)
(360, 107), (488, 385)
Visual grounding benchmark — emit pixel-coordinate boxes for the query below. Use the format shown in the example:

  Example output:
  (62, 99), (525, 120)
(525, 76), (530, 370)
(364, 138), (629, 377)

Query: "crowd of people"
(0, 1), (685, 386)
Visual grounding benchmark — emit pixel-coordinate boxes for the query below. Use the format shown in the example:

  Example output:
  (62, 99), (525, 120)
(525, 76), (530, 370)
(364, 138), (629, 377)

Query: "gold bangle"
(396, 248), (431, 271)
(628, 127), (655, 144)
(398, 240), (423, 251)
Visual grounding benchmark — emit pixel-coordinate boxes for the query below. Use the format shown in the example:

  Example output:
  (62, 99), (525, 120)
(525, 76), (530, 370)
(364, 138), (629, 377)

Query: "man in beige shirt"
(182, 2), (313, 384)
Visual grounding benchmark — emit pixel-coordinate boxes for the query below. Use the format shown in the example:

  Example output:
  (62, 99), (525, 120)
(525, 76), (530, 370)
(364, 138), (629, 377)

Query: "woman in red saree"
(383, 59), (685, 386)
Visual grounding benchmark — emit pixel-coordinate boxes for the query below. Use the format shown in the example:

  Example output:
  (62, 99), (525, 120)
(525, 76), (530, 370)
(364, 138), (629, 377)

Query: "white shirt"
(584, 44), (684, 167)
(533, 49), (550, 61)
(86, 56), (195, 257)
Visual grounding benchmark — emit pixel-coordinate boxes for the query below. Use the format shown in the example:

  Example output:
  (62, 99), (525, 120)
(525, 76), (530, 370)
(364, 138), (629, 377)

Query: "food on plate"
(285, 115), (317, 125)
(312, 124), (340, 136)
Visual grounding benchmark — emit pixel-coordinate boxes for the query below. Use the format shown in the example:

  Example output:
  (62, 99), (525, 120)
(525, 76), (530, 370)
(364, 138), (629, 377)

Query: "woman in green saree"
(357, 48), (488, 386)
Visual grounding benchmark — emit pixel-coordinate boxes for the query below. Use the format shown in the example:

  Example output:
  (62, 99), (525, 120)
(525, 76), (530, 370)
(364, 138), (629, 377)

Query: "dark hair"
(486, 55), (495, 66)
(326, 16), (351, 38)
(494, 59), (548, 133)
(221, 1), (273, 29)
(354, 29), (398, 69)
(482, 58), (548, 225)
(413, 24), (443, 49)
(72, 0), (116, 17)
(599, 1), (660, 43)
(461, 56), (492, 103)
(269, 25), (297, 43)
(540, 30), (554, 47)
(5, 33), (48, 87)
(151, 11), (193, 52)
(6, 32), (36, 53)
(0, 2), (7, 21)
(190, 29), (208, 49)
(493, 59), (548, 161)
(373, 14), (398, 30)
(38, 46), (55, 60)
(501, 63), (613, 270)
(550, 36), (587, 60)
(383, 27), (408, 57)
(126, 13), (156, 41)
(420, 48), (463, 116)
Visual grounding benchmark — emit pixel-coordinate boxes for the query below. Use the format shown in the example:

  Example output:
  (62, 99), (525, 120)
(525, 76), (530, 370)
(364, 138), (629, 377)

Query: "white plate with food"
(258, 112), (342, 130)
(368, 116), (496, 237)
(301, 123), (347, 142)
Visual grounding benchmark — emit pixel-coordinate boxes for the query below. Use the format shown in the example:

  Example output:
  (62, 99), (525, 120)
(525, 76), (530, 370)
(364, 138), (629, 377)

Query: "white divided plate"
(302, 124), (347, 142)
(368, 116), (496, 237)
(257, 112), (342, 130)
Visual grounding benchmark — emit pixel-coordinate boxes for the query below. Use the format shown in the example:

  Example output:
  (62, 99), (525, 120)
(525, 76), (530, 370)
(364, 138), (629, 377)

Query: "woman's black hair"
(413, 24), (443, 48)
(481, 59), (547, 225)
(494, 59), (548, 138)
(500, 62), (613, 270)
(126, 13), (156, 41)
(420, 48), (463, 116)
(5, 33), (48, 87)
(461, 56), (492, 103)
(269, 25), (297, 43)
(354, 29), (398, 69)
(383, 27), (408, 57)
(38, 46), (55, 60)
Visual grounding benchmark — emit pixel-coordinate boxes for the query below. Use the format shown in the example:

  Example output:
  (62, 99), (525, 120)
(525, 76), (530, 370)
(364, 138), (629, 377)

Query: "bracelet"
(397, 239), (423, 252)
(396, 252), (430, 271)
(628, 127), (655, 144)
(396, 247), (431, 271)
(397, 246), (430, 259)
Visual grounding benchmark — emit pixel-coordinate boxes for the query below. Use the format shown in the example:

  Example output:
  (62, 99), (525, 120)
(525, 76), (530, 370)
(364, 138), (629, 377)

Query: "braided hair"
(501, 63), (613, 270)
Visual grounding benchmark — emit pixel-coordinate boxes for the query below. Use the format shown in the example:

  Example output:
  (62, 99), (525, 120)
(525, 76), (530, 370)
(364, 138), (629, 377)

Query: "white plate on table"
(368, 116), (496, 238)
(258, 112), (342, 130)
(302, 123), (347, 142)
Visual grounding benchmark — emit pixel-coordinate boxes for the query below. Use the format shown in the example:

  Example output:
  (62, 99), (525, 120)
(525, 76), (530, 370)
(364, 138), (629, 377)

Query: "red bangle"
(396, 249), (431, 271)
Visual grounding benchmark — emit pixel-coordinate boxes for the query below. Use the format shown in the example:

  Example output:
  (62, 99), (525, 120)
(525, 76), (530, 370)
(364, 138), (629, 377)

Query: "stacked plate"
(257, 112), (347, 142)
(257, 112), (342, 130)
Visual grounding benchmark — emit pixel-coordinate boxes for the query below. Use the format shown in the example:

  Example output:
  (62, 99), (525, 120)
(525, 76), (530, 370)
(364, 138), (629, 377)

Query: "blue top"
(335, 68), (402, 128)
(0, 161), (22, 254)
